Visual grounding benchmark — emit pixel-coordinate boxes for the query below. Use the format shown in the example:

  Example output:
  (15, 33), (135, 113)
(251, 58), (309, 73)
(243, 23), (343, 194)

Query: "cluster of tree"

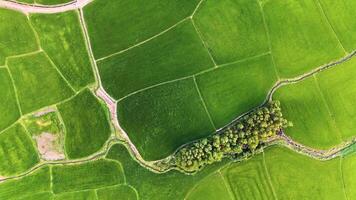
(174, 101), (292, 172)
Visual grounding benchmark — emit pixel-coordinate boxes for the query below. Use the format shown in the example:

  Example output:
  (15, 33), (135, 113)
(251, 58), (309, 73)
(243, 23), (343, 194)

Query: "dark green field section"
(0, 166), (50, 200)
(96, 185), (138, 200)
(98, 20), (214, 99)
(0, 124), (39, 176)
(57, 89), (111, 159)
(0, 69), (20, 131)
(186, 172), (233, 200)
(106, 143), (228, 200)
(117, 78), (215, 160)
(0, 8), (38, 65)
(274, 56), (356, 149)
(194, 0), (269, 64)
(7, 52), (74, 114)
(196, 54), (277, 128)
(265, 147), (345, 200)
(263, 0), (345, 78)
(54, 190), (97, 200)
(30, 11), (95, 91)
(343, 153), (356, 199)
(318, 0), (356, 52)
(83, 0), (201, 59)
(35, 0), (72, 5)
(52, 160), (125, 194)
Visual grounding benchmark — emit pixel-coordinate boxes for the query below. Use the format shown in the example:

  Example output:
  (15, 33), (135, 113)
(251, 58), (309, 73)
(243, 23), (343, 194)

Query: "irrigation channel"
(0, 0), (356, 182)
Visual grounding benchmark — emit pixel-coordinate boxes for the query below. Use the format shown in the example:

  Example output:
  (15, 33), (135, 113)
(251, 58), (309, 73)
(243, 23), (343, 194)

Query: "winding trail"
(0, 0), (92, 14)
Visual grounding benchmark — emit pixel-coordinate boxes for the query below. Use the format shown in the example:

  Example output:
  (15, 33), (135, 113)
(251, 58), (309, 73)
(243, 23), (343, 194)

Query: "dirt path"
(0, 0), (92, 14)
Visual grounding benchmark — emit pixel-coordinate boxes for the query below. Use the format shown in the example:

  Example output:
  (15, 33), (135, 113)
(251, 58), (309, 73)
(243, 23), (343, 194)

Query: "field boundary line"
(55, 105), (70, 159)
(262, 151), (279, 200)
(339, 157), (349, 200)
(313, 75), (343, 142)
(257, 0), (280, 79)
(96, 17), (190, 62)
(315, 0), (347, 54)
(5, 49), (42, 60)
(78, 8), (101, 87)
(193, 76), (217, 130)
(190, 18), (217, 67)
(49, 165), (54, 194)
(0, 119), (21, 135)
(20, 121), (42, 159)
(216, 51), (271, 69)
(5, 66), (23, 116)
(218, 170), (236, 200)
(191, 0), (204, 18)
(27, 16), (42, 50)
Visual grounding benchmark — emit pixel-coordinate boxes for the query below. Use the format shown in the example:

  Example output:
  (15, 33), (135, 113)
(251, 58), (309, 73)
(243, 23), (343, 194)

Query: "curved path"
(0, 0), (92, 14)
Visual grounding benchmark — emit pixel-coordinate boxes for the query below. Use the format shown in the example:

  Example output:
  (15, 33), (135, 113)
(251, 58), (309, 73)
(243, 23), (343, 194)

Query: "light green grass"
(342, 153), (356, 199)
(54, 190), (97, 200)
(7, 52), (74, 114)
(265, 146), (345, 199)
(30, 11), (95, 91)
(106, 143), (229, 200)
(221, 153), (275, 200)
(0, 123), (39, 176)
(0, 8), (38, 65)
(0, 166), (50, 200)
(315, 55), (356, 140)
(186, 172), (233, 200)
(97, 185), (138, 200)
(52, 159), (125, 194)
(273, 77), (341, 149)
(0, 69), (20, 131)
(57, 89), (111, 159)
(83, 0), (200, 59)
(117, 78), (215, 160)
(194, 0), (269, 64)
(263, 0), (345, 78)
(196, 54), (277, 128)
(98, 20), (214, 99)
(318, 0), (356, 52)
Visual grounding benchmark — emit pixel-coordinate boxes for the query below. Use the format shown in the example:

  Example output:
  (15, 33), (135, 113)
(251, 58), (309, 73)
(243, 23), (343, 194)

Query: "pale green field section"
(319, 0), (356, 52)
(54, 190), (97, 200)
(0, 166), (51, 200)
(30, 11), (95, 91)
(186, 172), (233, 200)
(194, 0), (269, 64)
(265, 146), (345, 200)
(7, 52), (74, 114)
(0, 69), (20, 131)
(52, 159), (125, 194)
(196, 54), (277, 128)
(0, 123), (39, 176)
(263, 0), (345, 77)
(57, 89), (111, 159)
(117, 78), (215, 161)
(274, 56), (356, 148)
(0, 8), (38, 66)
(84, 0), (201, 59)
(96, 185), (138, 200)
(221, 153), (275, 200)
(342, 153), (356, 199)
(98, 20), (214, 99)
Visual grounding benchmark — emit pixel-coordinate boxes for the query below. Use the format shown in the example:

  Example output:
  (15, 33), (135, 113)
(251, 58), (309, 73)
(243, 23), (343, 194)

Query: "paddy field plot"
(263, 0), (345, 77)
(96, 185), (138, 200)
(0, 69), (20, 131)
(98, 20), (214, 99)
(342, 153), (356, 199)
(7, 52), (74, 114)
(83, 0), (201, 59)
(117, 78), (215, 160)
(18, 192), (53, 200)
(318, 0), (356, 52)
(264, 146), (345, 200)
(0, 166), (50, 199)
(54, 190), (97, 200)
(30, 11), (95, 91)
(196, 54), (277, 128)
(57, 89), (111, 159)
(193, 0), (269, 64)
(0, 123), (39, 176)
(0, 8), (38, 66)
(52, 159), (125, 194)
